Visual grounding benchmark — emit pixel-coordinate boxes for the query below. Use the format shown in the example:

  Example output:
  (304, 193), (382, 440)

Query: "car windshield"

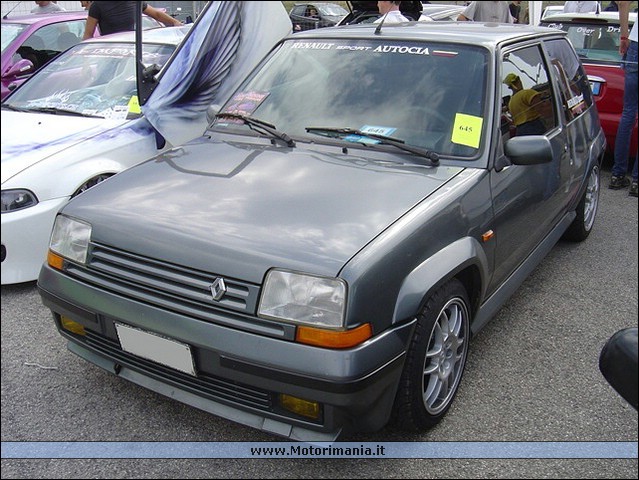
(4, 41), (175, 119)
(1, 23), (27, 53)
(544, 20), (626, 63)
(212, 39), (489, 158)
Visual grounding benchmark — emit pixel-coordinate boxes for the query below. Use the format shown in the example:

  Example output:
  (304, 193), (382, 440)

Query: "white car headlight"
(49, 215), (92, 264)
(258, 270), (347, 328)
(1, 189), (38, 212)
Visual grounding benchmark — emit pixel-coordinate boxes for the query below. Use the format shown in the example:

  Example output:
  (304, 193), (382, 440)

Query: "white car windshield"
(212, 39), (489, 158)
(5, 41), (175, 119)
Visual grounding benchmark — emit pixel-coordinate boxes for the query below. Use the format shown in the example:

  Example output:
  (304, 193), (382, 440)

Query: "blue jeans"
(612, 40), (638, 182)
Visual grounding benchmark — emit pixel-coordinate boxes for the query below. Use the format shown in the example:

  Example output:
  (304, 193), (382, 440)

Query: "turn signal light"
(296, 323), (372, 348)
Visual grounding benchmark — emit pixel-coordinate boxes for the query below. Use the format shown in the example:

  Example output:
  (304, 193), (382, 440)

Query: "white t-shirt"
(374, 10), (410, 24)
(563, 1), (600, 13)
(630, 18), (638, 43)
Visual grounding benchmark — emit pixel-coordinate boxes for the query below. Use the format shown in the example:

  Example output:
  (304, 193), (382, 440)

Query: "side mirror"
(3, 59), (34, 78)
(206, 104), (221, 124)
(504, 135), (553, 165)
(599, 327), (638, 410)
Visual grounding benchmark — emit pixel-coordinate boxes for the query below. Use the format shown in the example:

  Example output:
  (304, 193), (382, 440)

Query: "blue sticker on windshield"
(344, 125), (396, 143)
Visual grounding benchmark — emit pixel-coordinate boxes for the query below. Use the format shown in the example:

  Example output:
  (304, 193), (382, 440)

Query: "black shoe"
(609, 175), (630, 189)
(629, 181), (638, 197)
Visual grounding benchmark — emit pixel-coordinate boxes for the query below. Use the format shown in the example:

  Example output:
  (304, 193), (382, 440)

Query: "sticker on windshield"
(221, 91), (270, 118)
(451, 113), (483, 149)
(344, 125), (396, 144)
(128, 95), (141, 115)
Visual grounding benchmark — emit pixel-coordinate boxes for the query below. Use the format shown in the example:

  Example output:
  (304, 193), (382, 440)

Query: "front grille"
(85, 329), (274, 412)
(66, 243), (261, 319)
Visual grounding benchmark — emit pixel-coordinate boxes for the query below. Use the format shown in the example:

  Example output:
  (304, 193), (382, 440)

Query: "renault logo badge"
(210, 277), (227, 301)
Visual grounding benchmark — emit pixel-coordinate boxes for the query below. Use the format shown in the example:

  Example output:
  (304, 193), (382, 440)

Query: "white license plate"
(115, 323), (196, 376)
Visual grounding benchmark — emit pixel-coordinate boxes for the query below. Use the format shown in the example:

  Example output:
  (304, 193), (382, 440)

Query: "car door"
(542, 37), (595, 202)
(487, 42), (571, 295)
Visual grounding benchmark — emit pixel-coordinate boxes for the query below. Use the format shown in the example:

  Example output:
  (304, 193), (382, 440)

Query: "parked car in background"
(541, 12), (638, 157)
(541, 5), (565, 19)
(1, 27), (189, 284)
(1, 1), (293, 286)
(419, 3), (465, 22)
(1, 12), (89, 100)
(38, 21), (605, 442)
(289, 2), (348, 31)
(1, 11), (164, 101)
(338, 0), (423, 25)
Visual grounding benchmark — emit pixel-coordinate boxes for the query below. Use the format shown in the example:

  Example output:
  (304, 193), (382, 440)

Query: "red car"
(541, 12), (638, 158)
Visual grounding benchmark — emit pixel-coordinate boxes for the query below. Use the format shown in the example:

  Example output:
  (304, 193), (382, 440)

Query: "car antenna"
(3, 1), (23, 19)
(374, 12), (389, 35)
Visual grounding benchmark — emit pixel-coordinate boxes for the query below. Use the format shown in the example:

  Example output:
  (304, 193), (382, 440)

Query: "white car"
(1, 2), (291, 285)
(541, 6), (565, 19)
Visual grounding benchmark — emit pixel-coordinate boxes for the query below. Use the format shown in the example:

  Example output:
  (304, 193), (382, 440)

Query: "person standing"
(604, 1), (620, 11)
(457, 1), (513, 23)
(83, 1), (182, 39)
(509, 1), (522, 23)
(563, 1), (600, 13)
(375, 1), (409, 23)
(609, 1), (638, 196)
(31, 1), (65, 13)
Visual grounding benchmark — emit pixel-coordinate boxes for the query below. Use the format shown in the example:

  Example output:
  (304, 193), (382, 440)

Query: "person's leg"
(610, 41), (638, 189)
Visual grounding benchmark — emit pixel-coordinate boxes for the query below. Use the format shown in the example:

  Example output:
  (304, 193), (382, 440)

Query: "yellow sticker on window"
(128, 95), (141, 114)
(451, 113), (483, 149)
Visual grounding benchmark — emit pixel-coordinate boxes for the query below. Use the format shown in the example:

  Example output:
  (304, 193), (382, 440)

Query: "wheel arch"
(392, 236), (489, 328)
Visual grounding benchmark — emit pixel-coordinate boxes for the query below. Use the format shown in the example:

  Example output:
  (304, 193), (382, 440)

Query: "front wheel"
(392, 278), (471, 431)
(563, 163), (600, 242)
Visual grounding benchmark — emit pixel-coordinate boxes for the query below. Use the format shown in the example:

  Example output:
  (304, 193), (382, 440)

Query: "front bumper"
(38, 264), (414, 441)
(1, 197), (68, 285)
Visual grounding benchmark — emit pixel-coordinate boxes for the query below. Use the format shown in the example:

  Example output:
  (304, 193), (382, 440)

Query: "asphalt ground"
(1, 167), (637, 479)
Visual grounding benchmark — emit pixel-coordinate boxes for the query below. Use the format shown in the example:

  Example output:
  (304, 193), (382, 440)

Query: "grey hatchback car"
(38, 21), (605, 442)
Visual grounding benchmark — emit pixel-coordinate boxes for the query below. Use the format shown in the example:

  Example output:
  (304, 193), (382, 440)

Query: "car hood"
(0, 111), (127, 183)
(66, 138), (464, 283)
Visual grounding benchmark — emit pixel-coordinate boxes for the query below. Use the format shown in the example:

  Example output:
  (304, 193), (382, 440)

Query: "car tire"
(71, 173), (114, 198)
(563, 163), (600, 242)
(392, 278), (470, 431)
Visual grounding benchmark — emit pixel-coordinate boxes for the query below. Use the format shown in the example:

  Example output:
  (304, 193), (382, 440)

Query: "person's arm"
(618, 1), (631, 55)
(457, 2), (476, 21)
(83, 15), (98, 40)
(143, 5), (183, 27)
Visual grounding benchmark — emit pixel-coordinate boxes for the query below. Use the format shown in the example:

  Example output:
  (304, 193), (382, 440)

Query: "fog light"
(279, 394), (321, 420)
(60, 316), (86, 336)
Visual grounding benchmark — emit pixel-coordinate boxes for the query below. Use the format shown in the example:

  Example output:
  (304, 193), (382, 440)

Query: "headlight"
(49, 215), (92, 264)
(1, 189), (38, 212)
(258, 270), (346, 328)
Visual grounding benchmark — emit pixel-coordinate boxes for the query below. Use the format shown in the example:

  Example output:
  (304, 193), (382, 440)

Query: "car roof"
(293, 21), (563, 45)
(81, 25), (191, 46)
(540, 12), (637, 24)
(1, 11), (88, 25)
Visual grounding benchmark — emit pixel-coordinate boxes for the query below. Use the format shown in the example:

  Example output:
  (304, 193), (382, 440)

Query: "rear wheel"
(393, 278), (471, 431)
(563, 164), (600, 242)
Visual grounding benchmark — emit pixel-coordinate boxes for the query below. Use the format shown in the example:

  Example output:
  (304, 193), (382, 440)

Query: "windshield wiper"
(305, 126), (440, 165)
(1, 104), (31, 112)
(20, 107), (105, 118)
(214, 112), (296, 148)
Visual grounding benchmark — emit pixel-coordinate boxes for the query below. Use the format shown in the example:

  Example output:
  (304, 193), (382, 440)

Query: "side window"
(500, 45), (557, 140)
(544, 39), (594, 123)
